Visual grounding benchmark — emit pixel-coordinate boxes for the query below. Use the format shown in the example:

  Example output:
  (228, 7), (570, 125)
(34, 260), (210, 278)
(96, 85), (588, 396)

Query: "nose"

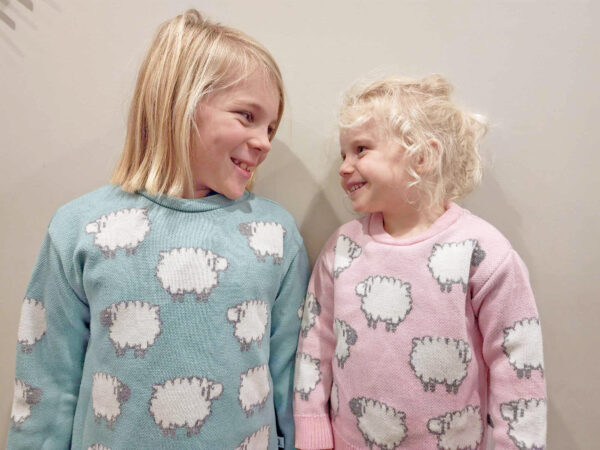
(339, 156), (354, 177)
(250, 127), (271, 154)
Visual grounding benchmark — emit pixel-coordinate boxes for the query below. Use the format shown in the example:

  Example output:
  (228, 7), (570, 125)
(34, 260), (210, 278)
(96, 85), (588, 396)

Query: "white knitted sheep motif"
(500, 398), (547, 450)
(410, 336), (472, 394)
(427, 405), (483, 450)
(227, 300), (269, 351)
(235, 425), (270, 450)
(11, 378), (42, 428)
(239, 364), (271, 418)
(349, 397), (408, 450)
(17, 297), (47, 353)
(334, 234), (362, 278)
(334, 318), (358, 369)
(238, 221), (286, 264)
(330, 382), (339, 420)
(502, 317), (544, 379)
(100, 300), (162, 358)
(156, 247), (228, 302)
(299, 292), (321, 337)
(427, 239), (486, 293)
(85, 208), (151, 258)
(92, 372), (130, 429)
(294, 352), (321, 401)
(355, 275), (413, 332)
(88, 445), (111, 450)
(149, 376), (223, 437)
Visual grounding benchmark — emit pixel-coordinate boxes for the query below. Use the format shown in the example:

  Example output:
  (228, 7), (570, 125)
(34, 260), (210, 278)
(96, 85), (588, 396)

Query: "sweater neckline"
(368, 202), (464, 245)
(138, 190), (249, 212)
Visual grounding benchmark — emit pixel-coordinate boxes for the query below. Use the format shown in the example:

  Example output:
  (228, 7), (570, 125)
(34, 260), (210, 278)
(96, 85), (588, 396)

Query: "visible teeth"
(350, 183), (364, 192)
(232, 158), (252, 172)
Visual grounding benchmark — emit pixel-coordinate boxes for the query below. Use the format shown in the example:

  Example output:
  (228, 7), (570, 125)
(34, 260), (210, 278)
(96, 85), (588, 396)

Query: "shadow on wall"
(463, 171), (533, 268)
(253, 138), (341, 266)
(1, 0), (33, 31)
(0, 0), (61, 57)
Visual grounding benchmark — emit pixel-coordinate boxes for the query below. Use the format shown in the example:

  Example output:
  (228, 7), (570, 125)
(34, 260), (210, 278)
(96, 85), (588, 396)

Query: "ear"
(415, 139), (441, 174)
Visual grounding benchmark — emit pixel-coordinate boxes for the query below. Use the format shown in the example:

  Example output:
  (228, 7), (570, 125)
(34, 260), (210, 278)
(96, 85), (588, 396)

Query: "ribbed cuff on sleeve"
(294, 416), (334, 449)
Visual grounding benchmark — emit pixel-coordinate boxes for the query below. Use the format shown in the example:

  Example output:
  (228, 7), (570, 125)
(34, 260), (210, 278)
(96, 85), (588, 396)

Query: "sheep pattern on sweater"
(294, 352), (321, 401)
(239, 364), (271, 418)
(85, 208), (151, 258)
(502, 318), (545, 379)
(409, 336), (472, 394)
(355, 275), (413, 332)
(234, 425), (270, 450)
(427, 239), (485, 293)
(155, 247), (229, 302)
(17, 298), (47, 353)
(100, 300), (162, 358)
(227, 300), (269, 351)
(427, 405), (483, 450)
(11, 379), (42, 428)
(349, 397), (408, 449)
(239, 221), (286, 264)
(300, 292), (321, 337)
(500, 398), (547, 450)
(333, 235), (362, 278)
(91, 372), (130, 429)
(149, 376), (224, 437)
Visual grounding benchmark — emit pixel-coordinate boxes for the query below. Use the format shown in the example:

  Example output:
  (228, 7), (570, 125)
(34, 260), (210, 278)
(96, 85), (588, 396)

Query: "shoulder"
(243, 192), (305, 250)
(48, 185), (141, 243)
(451, 205), (525, 286)
(314, 215), (367, 267)
(455, 206), (513, 255)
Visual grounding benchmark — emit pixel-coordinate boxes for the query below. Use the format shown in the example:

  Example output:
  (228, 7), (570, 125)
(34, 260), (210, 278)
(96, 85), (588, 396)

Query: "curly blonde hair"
(339, 74), (487, 210)
(111, 9), (284, 197)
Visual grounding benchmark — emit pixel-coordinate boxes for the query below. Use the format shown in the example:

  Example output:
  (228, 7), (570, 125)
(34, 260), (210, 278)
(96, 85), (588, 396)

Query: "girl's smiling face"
(190, 72), (280, 199)
(339, 121), (412, 214)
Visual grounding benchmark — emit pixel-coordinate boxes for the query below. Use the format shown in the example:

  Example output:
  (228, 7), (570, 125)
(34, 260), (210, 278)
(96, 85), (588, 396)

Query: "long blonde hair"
(339, 74), (487, 210)
(111, 9), (284, 197)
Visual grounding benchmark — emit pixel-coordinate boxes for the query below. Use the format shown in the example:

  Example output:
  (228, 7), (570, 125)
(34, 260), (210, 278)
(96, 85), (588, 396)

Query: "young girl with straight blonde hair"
(9, 10), (308, 449)
(294, 75), (546, 449)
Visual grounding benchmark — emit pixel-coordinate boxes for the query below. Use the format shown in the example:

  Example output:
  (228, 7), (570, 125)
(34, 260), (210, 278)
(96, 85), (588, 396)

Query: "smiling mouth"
(231, 158), (254, 174)
(348, 182), (366, 193)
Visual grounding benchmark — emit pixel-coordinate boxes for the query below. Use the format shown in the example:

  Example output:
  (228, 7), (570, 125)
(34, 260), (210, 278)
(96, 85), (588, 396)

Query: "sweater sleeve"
(7, 231), (90, 450)
(472, 250), (546, 449)
(293, 247), (336, 449)
(269, 243), (310, 450)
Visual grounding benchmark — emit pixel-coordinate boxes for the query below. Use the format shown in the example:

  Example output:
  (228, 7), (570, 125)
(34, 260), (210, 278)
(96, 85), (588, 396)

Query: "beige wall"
(1, 1), (598, 448)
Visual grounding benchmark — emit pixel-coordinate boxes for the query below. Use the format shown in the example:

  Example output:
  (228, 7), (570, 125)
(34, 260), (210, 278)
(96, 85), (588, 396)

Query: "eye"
(238, 111), (253, 122)
(357, 145), (367, 154)
(267, 125), (275, 137)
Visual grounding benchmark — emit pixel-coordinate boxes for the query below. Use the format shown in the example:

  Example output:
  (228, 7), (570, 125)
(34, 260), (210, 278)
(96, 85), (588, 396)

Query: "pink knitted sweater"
(293, 203), (546, 449)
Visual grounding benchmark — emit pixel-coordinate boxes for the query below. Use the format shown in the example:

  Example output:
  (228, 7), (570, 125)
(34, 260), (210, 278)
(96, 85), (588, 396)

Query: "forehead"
(339, 120), (382, 144)
(207, 71), (280, 116)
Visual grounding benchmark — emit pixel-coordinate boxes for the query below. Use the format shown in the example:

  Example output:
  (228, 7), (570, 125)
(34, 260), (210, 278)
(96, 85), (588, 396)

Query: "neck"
(182, 184), (212, 199)
(382, 202), (446, 239)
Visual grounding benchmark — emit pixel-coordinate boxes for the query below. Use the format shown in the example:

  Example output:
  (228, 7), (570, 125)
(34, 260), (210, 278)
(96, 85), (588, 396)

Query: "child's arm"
(293, 245), (336, 450)
(472, 250), (547, 448)
(7, 231), (90, 449)
(269, 244), (310, 450)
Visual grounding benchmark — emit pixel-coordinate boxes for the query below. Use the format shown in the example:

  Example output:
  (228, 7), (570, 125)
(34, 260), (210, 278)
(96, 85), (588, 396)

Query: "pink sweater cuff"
(294, 416), (334, 449)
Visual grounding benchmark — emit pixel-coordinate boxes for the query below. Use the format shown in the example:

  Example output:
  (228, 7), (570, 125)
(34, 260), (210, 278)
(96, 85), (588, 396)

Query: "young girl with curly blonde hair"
(294, 75), (546, 449)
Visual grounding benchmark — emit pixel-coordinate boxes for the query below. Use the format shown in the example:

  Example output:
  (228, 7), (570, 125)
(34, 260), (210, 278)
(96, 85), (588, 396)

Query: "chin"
(221, 186), (247, 200)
